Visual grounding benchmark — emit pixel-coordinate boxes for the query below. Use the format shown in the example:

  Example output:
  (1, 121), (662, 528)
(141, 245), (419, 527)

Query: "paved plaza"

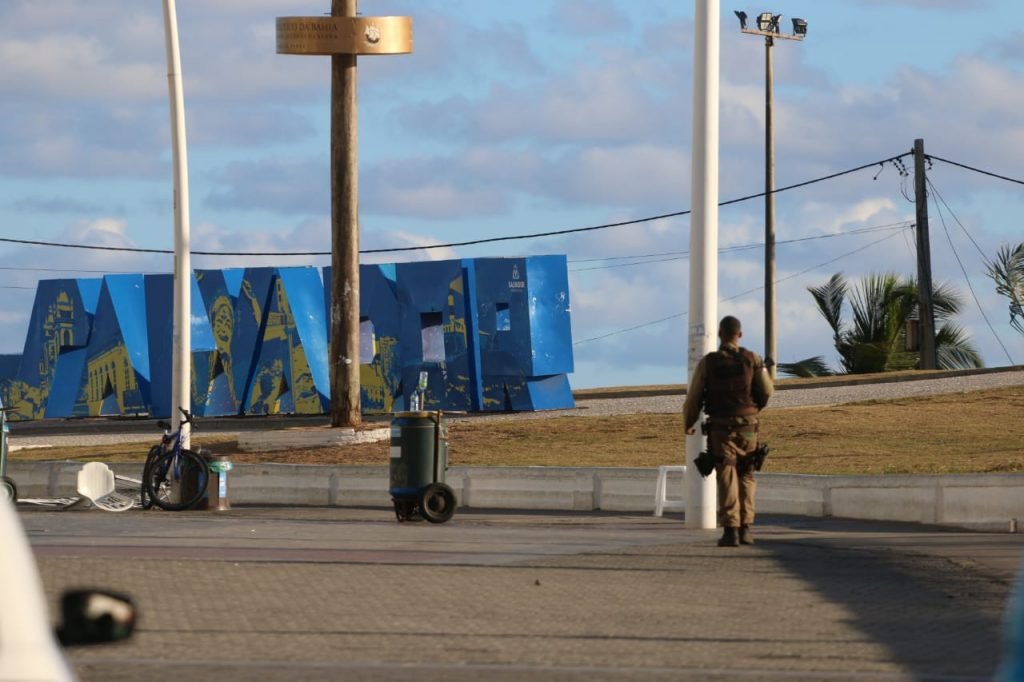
(21, 505), (1024, 681)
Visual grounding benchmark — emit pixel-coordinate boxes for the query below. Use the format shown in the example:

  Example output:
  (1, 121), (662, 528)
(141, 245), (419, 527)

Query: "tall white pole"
(686, 0), (719, 529)
(162, 0), (191, 447)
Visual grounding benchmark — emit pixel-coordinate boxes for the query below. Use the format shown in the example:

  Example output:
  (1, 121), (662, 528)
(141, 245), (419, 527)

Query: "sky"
(1, 0), (1023, 390)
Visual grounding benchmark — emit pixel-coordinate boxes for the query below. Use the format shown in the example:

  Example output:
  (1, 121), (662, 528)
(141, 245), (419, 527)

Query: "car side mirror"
(56, 590), (136, 646)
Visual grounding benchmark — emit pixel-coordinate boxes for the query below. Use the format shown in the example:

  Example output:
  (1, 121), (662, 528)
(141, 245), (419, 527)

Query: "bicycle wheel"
(144, 449), (209, 511)
(140, 445), (164, 510)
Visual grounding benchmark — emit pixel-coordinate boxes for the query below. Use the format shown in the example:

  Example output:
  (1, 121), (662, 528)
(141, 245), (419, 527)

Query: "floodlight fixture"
(756, 12), (773, 31)
(792, 18), (807, 36)
(770, 14), (782, 32)
(735, 10), (748, 30)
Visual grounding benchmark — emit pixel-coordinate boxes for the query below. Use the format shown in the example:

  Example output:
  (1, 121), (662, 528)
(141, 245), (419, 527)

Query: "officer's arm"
(683, 358), (707, 431)
(753, 356), (773, 409)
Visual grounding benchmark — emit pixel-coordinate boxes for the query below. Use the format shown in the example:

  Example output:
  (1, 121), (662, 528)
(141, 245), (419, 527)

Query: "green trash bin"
(389, 411), (455, 523)
(0, 398), (15, 503)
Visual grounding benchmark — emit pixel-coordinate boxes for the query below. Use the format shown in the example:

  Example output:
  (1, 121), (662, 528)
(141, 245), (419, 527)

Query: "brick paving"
(22, 506), (1024, 681)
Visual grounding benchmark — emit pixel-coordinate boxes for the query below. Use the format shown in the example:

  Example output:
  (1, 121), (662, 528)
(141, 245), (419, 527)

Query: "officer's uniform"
(683, 341), (773, 530)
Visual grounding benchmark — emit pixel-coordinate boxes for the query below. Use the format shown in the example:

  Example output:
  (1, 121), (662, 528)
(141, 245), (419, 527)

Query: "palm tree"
(987, 242), (1024, 336)
(778, 272), (983, 377)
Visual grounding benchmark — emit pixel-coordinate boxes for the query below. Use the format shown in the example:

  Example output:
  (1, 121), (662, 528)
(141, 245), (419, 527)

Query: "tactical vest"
(704, 347), (758, 418)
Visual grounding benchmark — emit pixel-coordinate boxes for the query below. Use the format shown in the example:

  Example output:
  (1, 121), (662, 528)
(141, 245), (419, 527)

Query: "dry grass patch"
(10, 385), (1024, 475)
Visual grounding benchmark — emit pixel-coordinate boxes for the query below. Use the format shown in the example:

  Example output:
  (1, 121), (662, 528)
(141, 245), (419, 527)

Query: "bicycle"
(141, 408), (208, 511)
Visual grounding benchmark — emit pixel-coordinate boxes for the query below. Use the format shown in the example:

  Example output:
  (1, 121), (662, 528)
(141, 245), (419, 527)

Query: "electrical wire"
(927, 181), (1015, 366)
(924, 179), (990, 261)
(573, 228), (910, 344)
(928, 155), (1024, 187)
(569, 222), (911, 272)
(0, 153), (912, 259)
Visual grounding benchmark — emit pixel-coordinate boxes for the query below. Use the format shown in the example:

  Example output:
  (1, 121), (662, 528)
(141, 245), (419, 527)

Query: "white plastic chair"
(77, 462), (136, 512)
(653, 465), (687, 517)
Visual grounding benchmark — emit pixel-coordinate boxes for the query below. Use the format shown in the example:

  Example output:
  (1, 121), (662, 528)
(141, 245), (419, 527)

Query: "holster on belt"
(739, 443), (770, 473)
(693, 450), (720, 478)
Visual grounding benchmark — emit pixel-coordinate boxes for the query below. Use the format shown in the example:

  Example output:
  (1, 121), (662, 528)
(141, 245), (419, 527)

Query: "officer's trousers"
(710, 422), (758, 528)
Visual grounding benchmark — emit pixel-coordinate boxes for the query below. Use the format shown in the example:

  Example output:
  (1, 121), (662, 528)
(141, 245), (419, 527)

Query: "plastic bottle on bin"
(410, 371), (428, 411)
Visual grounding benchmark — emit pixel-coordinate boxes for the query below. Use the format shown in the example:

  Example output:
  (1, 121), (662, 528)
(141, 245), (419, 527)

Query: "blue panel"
(44, 348), (88, 418)
(196, 269), (241, 415)
(82, 276), (150, 416)
(359, 264), (403, 413)
(395, 260), (474, 412)
(278, 267), (329, 405)
(105, 274), (150, 381)
(223, 268), (245, 297)
(144, 275), (173, 418)
(0, 355), (22, 417)
(525, 374), (575, 411)
(11, 279), (98, 419)
(232, 268), (276, 413)
(191, 276), (216, 352)
(461, 260), (484, 411)
(77, 279), (102, 314)
(526, 255), (574, 375)
(0, 355), (19, 384)
(471, 256), (575, 412)
(244, 269), (327, 415)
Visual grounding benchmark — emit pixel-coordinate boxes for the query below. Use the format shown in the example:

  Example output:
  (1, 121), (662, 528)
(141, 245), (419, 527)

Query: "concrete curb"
(10, 461), (1024, 532)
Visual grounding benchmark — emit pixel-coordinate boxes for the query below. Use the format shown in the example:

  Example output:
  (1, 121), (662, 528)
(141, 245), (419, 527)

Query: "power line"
(0, 153), (911, 259)
(569, 222), (911, 272)
(928, 155), (1024, 187)
(0, 266), (152, 274)
(927, 180), (1015, 366)
(925, 179), (989, 261)
(573, 228), (909, 344)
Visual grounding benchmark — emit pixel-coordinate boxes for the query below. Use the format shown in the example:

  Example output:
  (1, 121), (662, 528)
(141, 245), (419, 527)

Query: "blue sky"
(1, 0), (1022, 389)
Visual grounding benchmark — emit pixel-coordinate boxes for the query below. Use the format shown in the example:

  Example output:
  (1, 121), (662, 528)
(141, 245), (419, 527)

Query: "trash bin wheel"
(0, 476), (16, 503)
(393, 498), (417, 522)
(419, 482), (455, 524)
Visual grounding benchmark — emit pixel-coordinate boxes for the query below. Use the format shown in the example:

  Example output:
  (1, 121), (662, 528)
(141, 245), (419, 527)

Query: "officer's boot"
(739, 525), (754, 545)
(718, 527), (739, 547)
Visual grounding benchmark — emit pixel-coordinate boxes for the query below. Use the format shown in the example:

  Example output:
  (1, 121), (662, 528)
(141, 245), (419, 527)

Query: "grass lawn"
(10, 385), (1024, 475)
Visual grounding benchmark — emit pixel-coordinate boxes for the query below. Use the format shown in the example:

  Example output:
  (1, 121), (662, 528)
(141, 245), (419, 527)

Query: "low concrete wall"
(9, 462), (1024, 531)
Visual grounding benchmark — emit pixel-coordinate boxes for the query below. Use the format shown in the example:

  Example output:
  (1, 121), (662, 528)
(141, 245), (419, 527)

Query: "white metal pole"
(162, 0), (191, 447)
(686, 0), (719, 529)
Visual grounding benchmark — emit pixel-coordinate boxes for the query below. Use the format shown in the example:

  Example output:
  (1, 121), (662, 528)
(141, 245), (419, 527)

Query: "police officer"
(683, 316), (773, 547)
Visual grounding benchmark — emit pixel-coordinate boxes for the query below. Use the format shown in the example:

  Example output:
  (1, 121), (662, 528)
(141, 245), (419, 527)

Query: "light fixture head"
(770, 14), (782, 32)
(756, 12), (773, 31)
(792, 17), (808, 36)
(734, 10), (748, 30)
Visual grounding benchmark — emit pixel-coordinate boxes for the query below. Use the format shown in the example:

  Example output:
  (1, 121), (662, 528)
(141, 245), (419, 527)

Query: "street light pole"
(686, 0), (720, 530)
(162, 0), (191, 447)
(736, 12), (806, 379)
(764, 32), (776, 380)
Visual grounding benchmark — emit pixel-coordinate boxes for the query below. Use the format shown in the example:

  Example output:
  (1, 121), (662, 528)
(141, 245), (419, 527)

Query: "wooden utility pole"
(913, 138), (939, 370)
(277, 4), (413, 426)
(737, 12), (807, 378)
(763, 33), (776, 379)
(331, 0), (361, 426)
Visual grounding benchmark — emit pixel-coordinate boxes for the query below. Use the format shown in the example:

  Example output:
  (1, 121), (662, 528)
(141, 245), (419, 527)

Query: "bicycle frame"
(143, 408), (206, 511)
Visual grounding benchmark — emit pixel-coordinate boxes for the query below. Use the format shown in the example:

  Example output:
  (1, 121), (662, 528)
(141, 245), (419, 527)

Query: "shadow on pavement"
(765, 527), (1010, 680)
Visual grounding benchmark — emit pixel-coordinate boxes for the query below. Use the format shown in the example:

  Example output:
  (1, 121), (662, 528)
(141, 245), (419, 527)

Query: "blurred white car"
(0, 499), (135, 681)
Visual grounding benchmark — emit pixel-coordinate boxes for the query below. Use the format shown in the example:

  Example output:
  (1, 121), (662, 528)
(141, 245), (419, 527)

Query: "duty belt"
(703, 419), (759, 433)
